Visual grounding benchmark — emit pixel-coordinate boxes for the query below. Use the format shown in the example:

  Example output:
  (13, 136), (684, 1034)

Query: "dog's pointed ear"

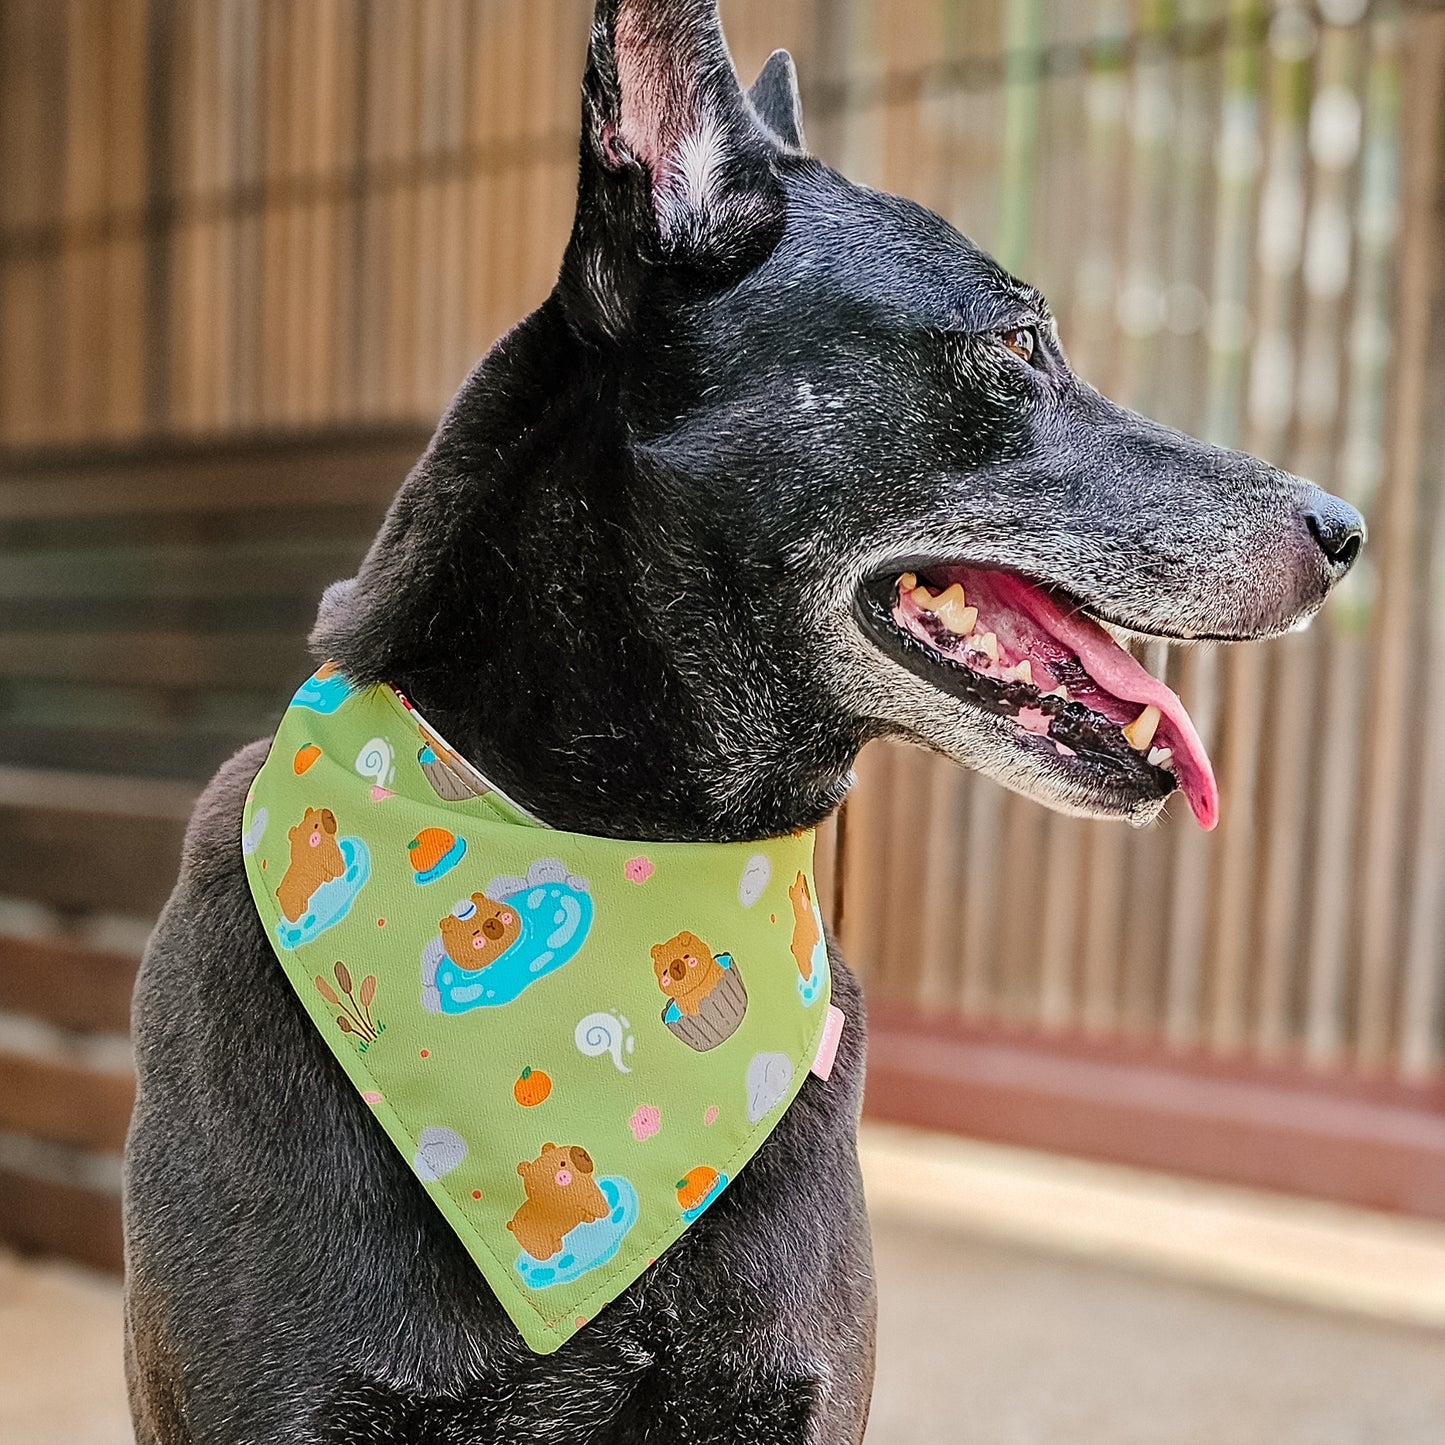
(747, 50), (805, 151)
(566, 0), (786, 324)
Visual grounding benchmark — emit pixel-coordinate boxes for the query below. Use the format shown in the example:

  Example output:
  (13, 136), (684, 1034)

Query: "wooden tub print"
(651, 931), (748, 1052)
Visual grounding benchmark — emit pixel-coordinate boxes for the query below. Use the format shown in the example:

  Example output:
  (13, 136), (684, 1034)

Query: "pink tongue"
(988, 573), (1219, 830)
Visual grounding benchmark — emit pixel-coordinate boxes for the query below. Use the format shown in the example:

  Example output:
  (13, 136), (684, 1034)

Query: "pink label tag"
(811, 1005), (846, 1082)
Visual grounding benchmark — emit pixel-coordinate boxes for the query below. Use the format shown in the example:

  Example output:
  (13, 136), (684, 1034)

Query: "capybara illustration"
(651, 930), (727, 1016)
(788, 872), (819, 982)
(439, 893), (522, 968)
(506, 1143), (609, 1261)
(276, 807), (346, 922)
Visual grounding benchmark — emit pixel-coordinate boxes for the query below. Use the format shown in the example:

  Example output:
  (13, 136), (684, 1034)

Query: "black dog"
(124, 2), (1363, 1440)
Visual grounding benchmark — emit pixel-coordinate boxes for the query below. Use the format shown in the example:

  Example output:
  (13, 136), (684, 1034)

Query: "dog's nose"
(1303, 491), (1365, 577)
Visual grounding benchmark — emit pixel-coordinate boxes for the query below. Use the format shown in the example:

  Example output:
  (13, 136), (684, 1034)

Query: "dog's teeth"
(974, 631), (999, 662)
(898, 572), (918, 594)
(911, 585), (937, 610)
(1005, 660), (1033, 686)
(1044, 685), (1070, 701)
(934, 595), (977, 636)
(1148, 746), (1174, 768)
(1123, 705), (1161, 752)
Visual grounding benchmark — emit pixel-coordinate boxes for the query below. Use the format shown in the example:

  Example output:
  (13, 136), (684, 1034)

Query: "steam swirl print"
(574, 1012), (635, 1073)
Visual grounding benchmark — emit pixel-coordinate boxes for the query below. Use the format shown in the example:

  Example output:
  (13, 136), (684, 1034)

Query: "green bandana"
(241, 666), (838, 1353)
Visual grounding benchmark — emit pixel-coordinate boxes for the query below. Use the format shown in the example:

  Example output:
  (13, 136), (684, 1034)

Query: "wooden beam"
(0, 630), (307, 690)
(0, 935), (138, 1034)
(0, 1168), (122, 1273)
(0, 1052), (134, 1153)
(0, 766), (193, 917)
(865, 1009), (1445, 1221)
(0, 425), (431, 520)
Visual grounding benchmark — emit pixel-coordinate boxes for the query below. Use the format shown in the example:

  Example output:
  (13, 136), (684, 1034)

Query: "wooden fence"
(1, 0), (1444, 1265)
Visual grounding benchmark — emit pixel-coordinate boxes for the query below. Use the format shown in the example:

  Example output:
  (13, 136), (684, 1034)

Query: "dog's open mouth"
(856, 564), (1219, 829)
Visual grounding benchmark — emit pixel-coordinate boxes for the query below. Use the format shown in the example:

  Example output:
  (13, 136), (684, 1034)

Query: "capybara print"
(439, 893), (522, 970)
(786, 870), (829, 1006)
(277, 808), (345, 921)
(652, 931), (748, 1051)
(507, 1144), (610, 1261)
(271, 806), (371, 951)
(419, 859), (594, 1014)
(652, 930), (726, 1016)
(506, 1143), (640, 1293)
(788, 872), (819, 981)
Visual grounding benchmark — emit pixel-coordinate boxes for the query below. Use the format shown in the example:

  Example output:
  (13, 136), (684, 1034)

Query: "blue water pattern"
(274, 837), (370, 950)
(681, 1171), (729, 1224)
(431, 881), (594, 1012)
(513, 1176), (639, 1290)
(663, 953), (734, 1025)
(292, 669), (355, 714)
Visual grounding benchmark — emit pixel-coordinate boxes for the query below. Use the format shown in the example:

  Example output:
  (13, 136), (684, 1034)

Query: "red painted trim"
(863, 1008), (1445, 1220)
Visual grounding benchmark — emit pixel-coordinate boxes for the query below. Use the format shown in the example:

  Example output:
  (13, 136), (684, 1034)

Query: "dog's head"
(557, 0), (1362, 831)
(323, 0), (1363, 839)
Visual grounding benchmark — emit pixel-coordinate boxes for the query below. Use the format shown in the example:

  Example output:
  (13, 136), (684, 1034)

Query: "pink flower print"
(624, 856), (655, 884)
(629, 1104), (661, 1142)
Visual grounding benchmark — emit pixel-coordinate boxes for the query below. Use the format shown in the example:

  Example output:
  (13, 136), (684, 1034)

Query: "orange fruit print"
(513, 1066), (552, 1108)
(675, 1166), (719, 1213)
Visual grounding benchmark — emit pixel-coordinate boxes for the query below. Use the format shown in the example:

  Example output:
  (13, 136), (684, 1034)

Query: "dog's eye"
(1000, 327), (1036, 364)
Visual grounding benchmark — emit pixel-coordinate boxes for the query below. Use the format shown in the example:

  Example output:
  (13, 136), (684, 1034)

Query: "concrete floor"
(6, 1222), (1445, 1445)
(868, 1220), (1445, 1445)
(0, 1249), (133, 1445)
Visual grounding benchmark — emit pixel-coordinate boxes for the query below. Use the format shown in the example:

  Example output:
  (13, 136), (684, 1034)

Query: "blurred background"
(2, 0), (1445, 1441)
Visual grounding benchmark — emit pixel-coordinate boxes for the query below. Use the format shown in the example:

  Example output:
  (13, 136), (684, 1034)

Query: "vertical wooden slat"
(1283, 22), (1369, 1071)
(916, 758), (969, 1015)
(142, 0), (177, 433)
(431, 0), (472, 405)
(1400, 634), (1445, 1079)
(338, 0), (369, 421)
(105, 0), (150, 439)
(1352, 11), (1445, 1071)
(880, 747), (939, 1010)
(838, 741), (894, 982)
(60, 0), (108, 442)
(1164, 647), (1221, 1047)
(1251, 630), (1317, 1058)
(306, 0), (347, 426)
(1, 1), (67, 447)
(170, 0), (209, 434)
(1211, 14), (1312, 1055)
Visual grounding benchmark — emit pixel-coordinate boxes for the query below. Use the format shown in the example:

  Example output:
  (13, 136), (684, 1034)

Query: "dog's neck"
(317, 298), (864, 845)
